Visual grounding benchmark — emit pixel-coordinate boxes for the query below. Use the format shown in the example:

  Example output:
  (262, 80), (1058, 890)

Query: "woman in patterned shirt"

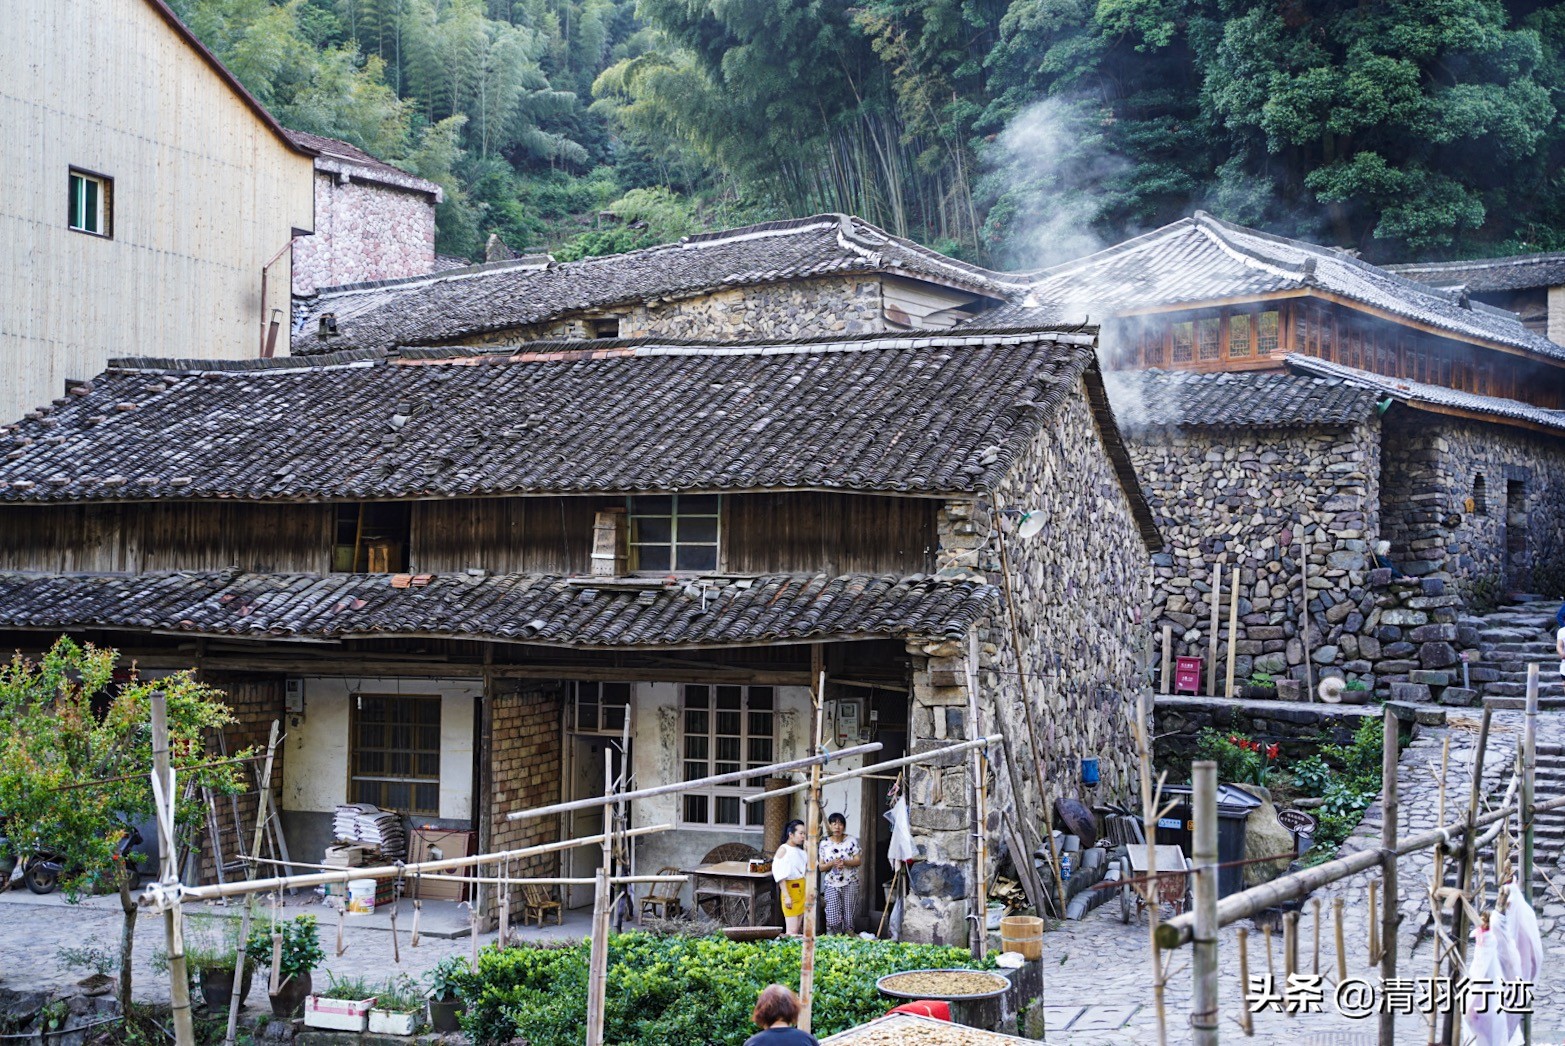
(818, 813), (862, 934)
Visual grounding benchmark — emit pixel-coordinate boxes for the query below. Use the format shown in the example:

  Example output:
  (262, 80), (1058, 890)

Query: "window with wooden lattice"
(1142, 328), (1165, 367)
(1171, 321), (1194, 363)
(1197, 317), (1221, 361)
(1256, 312), (1279, 356)
(1228, 313), (1251, 358)
(681, 684), (773, 829)
(350, 695), (440, 815)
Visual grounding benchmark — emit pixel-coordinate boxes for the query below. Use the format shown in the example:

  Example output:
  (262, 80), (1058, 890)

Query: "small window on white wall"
(68, 169), (112, 237)
(572, 681), (631, 734)
(350, 694), (440, 814)
(681, 684), (773, 828)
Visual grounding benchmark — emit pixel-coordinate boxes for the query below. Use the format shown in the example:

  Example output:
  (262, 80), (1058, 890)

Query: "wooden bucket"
(1000, 915), (1044, 960)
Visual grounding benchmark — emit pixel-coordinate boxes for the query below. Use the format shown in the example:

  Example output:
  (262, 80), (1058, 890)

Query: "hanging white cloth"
(884, 799), (917, 864)
(1465, 926), (1510, 1046)
(1500, 883), (1542, 982)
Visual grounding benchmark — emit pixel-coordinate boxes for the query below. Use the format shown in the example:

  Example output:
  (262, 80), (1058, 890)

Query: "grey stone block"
(1408, 670), (1452, 686)
(1409, 623), (1458, 642)
(1419, 641), (1459, 669)
(1383, 642), (1417, 658)
(1390, 682), (1432, 703)
(1439, 687), (1479, 707)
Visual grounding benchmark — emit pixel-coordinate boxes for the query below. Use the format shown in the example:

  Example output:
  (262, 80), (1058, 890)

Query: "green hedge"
(453, 932), (993, 1045)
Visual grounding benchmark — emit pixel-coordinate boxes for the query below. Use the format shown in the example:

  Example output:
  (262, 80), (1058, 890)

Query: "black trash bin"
(1154, 783), (1263, 898)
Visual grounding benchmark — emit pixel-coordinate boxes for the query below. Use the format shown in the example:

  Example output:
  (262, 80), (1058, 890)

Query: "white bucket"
(347, 879), (376, 914)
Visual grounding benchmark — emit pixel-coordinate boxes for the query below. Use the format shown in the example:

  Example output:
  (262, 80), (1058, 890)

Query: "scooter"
(20, 822), (149, 895)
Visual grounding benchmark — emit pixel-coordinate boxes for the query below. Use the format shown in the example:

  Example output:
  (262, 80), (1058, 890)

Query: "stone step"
(1483, 696), (1565, 710)
(1479, 682), (1565, 696)
(1485, 645), (1559, 656)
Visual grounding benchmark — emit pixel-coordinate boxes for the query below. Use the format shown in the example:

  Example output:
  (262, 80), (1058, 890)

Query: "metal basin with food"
(875, 970), (1011, 1002)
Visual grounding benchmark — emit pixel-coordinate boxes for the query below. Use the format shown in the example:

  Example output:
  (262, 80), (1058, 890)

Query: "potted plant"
(246, 914), (324, 1019)
(368, 975), (424, 1036)
(1241, 671), (1278, 700)
(305, 973), (377, 1032)
(1342, 678), (1371, 705)
(425, 956), (470, 1033)
(186, 913), (250, 1012)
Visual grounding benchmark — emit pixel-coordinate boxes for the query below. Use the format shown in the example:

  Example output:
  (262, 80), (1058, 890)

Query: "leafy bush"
(1195, 728), (1279, 786)
(319, 973), (375, 1001)
(1306, 717), (1389, 862)
(246, 915), (324, 981)
(1289, 755), (1334, 797)
(453, 932), (993, 1045)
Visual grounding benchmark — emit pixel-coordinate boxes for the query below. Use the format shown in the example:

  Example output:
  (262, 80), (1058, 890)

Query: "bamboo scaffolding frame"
(1380, 709), (1400, 1046)
(740, 736), (1001, 803)
(1191, 762), (1219, 1045)
(151, 692), (196, 1046)
(799, 663), (826, 1034)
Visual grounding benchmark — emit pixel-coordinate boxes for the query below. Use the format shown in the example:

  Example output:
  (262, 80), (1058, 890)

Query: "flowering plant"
(1195, 728), (1280, 786)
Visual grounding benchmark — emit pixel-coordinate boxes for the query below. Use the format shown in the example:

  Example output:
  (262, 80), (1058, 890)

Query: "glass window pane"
(675, 544), (717, 571)
(684, 794), (708, 824)
(744, 802), (765, 827)
(716, 737), (741, 763)
(715, 762), (740, 776)
(748, 736), (772, 763)
(684, 709), (708, 735)
(715, 686), (742, 709)
(680, 518), (718, 544)
(715, 796), (741, 824)
(1172, 321), (1194, 363)
(633, 517), (672, 544)
(635, 546), (671, 572)
(748, 687), (773, 710)
(577, 700), (598, 731)
(604, 682), (631, 702)
(684, 759), (706, 782)
(417, 753), (439, 776)
(1257, 311), (1279, 355)
(69, 176), (82, 229)
(629, 495), (673, 516)
(715, 710), (741, 736)
(1229, 314), (1251, 358)
(684, 735), (708, 760)
(680, 495), (721, 514)
(603, 705), (625, 732)
(415, 784), (437, 813)
(684, 685), (709, 708)
(748, 711), (772, 737)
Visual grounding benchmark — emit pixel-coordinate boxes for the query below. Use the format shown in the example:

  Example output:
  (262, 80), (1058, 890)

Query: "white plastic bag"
(1501, 882), (1542, 982)
(885, 798), (917, 864)
(1465, 927), (1510, 1046)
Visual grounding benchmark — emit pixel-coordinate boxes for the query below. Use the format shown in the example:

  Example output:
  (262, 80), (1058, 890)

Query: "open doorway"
(1507, 479), (1529, 592)
(563, 682), (632, 908)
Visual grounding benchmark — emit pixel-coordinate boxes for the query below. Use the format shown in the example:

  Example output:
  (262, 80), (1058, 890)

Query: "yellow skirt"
(779, 878), (807, 918)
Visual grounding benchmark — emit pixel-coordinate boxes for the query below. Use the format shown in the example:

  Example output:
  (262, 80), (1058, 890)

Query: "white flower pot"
(368, 1009), (418, 1035)
(303, 995), (375, 1032)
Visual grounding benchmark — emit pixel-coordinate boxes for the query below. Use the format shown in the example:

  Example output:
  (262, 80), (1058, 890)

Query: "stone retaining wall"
(1153, 694), (1381, 767)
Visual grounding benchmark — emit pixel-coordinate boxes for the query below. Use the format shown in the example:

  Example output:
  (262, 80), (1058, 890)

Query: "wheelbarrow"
(1119, 843), (1192, 925)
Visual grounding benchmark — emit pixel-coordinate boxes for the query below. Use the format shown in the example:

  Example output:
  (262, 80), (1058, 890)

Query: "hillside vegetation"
(176, 0), (1565, 265)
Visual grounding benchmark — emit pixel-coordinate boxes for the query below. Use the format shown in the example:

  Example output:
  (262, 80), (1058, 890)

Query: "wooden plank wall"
(0, 503), (330, 572)
(0, 493), (937, 576)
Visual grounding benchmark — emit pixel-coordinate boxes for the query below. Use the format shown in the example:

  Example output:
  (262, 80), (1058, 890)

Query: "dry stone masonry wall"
(1131, 422), (1381, 686)
(293, 174), (437, 295)
(898, 377), (1151, 943)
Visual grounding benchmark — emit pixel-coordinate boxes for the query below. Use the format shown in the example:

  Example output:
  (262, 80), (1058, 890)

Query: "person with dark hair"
(772, 819), (809, 935)
(819, 812), (862, 934)
(745, 984), (819, 1045)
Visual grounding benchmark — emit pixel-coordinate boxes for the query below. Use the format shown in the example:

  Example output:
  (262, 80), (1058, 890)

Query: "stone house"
(286, 130), (444, 296)
(1, 0), (315, 423)
(992, 212), (1565, 703)
(290, 214), (1025, 353)
(1390, 253), (1565, 346)
(0, 326), (1157, 943)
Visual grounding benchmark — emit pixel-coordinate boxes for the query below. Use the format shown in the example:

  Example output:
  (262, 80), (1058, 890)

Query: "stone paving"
(1041, 708), (1565, 1045)
(4, 711), (1564, 1045)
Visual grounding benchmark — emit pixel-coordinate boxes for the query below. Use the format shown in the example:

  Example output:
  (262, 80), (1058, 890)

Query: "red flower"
(1266, 743), (1279, 760)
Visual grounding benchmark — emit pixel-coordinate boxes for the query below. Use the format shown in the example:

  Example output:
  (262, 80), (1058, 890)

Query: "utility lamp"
(1001, 507), (1046, 540)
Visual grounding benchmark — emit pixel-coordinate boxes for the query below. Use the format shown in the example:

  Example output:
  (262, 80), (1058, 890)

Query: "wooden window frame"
(349, 694), (441, 815)
(628, 494), (721, 574)
(571, 681), (631, 735)
(679, 683), (774, 830)
(68, 168), (112, 238)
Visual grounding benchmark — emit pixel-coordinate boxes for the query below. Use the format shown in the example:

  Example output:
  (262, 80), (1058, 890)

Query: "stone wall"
(1381, 411), (1565, 602)
(1153, 694), (1379, 767)
(899, 374), (1152, 943)
(293, 173), (437, 295)
(483, 681), (563, 926)
(445, 276), (888, 348)
(1130, 421), (1381, 684)
(193, 674), (285, 884)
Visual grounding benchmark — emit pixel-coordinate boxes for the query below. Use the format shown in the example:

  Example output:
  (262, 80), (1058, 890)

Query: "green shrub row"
(451, 932), (993, 1045)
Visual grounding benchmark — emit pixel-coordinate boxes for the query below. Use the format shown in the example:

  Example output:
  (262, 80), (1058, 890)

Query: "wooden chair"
(639, 867), (686, 922)
(522, 883), (563, 927)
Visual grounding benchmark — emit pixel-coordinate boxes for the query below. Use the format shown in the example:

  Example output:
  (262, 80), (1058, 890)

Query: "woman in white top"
(772, 819), (809, 935)
(1556, 620), (1565, 680)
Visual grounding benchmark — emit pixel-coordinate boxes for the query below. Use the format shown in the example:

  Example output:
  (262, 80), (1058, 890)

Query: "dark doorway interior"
(1507, 479), (1529, 592)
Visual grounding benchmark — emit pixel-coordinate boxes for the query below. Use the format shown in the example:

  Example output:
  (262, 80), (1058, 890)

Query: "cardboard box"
(409, 827), (475, 902)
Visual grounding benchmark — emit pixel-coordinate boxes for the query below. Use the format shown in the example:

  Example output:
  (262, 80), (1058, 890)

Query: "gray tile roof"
(0, 331), (1107, 504)
(1003, 212), (1565, 362)
(1105, 370), (1380, 430)
(0, 570), (996, 649)
(292, 215), (1024, 354)
(1285, 355), (1565, 434)
(1387, 253), (1565, 294)
(285, 129), (443, 200)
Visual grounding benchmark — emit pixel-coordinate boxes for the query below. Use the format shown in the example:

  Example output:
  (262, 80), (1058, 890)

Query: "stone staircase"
(1531, 743), (1565, 894)
(1460, 598), (1565, 709)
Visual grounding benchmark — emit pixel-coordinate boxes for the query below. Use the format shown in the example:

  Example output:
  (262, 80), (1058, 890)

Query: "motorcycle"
(18, 821), (151, 895)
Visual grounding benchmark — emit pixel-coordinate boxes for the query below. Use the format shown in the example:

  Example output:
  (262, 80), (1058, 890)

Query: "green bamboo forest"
(173, 0), (1565, 266)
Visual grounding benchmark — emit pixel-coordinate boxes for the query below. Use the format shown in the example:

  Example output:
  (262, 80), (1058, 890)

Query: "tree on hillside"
(0, 639), (250, 1007)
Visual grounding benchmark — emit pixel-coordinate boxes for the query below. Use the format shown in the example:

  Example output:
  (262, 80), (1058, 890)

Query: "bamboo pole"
(965, 632), (988, 961)
(1333, 897), (1346, 984)
(1134, 692), (1169, 1046)
(1237, 927), (1254, 1037)
(1162, 624), (1174, 696)
(1207, 561), (1221, 697)
(1380, 708), (1400, 1046)
(1299, 525), (1314, 699)
(1311, 897), (1321, 977)
(1429, 736), (1450, 1046)
(1443, 705), (1491, 1046)
(1225, 569), (1240, 698)
(1368, 880), (1379, 965)
(743, 736), (1001, 803)
(507, 743), (881, 821)
(151, 692), (196, 1046)
(226, 721), (279, 1046)
(799, 665), (826, 1034)
(1283, 911), (1298, 1019)
(1154, 799), (1536, 949)
(1191, 761), (1220, 1045)
(1522, 663), (1538, 1046)
(584, 749), (614, 1045)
